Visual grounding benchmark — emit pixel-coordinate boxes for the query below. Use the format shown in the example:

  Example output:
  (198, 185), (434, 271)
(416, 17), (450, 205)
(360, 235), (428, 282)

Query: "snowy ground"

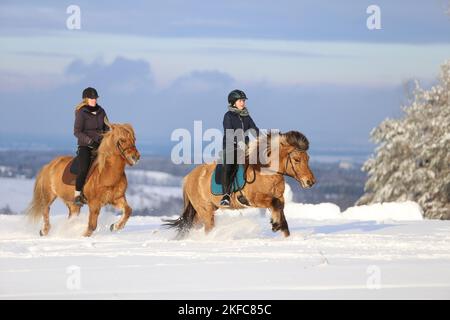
(1, 205), (450, 299)
(0, 176), (449, 299)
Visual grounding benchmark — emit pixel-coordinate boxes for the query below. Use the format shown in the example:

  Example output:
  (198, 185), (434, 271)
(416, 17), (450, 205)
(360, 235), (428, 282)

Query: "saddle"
(210, 164), (246, 196)
(62, 153), (98, 186)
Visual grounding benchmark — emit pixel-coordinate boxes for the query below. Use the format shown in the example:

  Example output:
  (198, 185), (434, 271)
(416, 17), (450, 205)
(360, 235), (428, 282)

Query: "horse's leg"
(195, 204), (215, 234)
(110, 196), (132, 232)
(66, 202), (80, 219)
(270, 197), (290, 237)
(250, 192), (288, 236)
(203, 210), (215, 234)
(40, 196), (56, 236)
(83, 202), (101, 237)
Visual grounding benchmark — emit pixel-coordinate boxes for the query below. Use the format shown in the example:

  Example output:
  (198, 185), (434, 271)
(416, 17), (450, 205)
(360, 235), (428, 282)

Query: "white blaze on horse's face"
(289, 151), (316, 189)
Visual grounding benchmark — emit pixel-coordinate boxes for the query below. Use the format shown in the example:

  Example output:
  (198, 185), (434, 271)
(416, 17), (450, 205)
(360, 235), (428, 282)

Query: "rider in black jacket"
(73, 87), (109, 206)
(221, 89), (259, 206)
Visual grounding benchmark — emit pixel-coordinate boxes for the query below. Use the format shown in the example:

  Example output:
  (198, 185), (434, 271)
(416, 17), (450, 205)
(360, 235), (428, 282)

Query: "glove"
(88, 140), (100, 149)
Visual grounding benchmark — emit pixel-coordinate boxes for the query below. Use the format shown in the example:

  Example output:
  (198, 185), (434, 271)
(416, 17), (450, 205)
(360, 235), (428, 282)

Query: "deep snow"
(0, 176), (449, 299)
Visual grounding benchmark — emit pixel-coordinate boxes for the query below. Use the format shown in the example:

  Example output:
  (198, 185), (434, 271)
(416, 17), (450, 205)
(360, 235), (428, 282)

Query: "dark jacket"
(74, 105), (109, 146)
(222, 110), (259, 149)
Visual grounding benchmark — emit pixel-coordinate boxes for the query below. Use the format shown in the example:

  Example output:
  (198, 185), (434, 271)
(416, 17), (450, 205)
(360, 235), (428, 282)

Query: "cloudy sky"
(0, 0), (449, 157)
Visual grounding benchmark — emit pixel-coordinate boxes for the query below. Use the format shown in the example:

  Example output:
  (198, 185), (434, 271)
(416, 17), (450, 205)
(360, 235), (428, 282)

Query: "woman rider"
(220, 89), (259, 206)
(73, 87), (109, 206)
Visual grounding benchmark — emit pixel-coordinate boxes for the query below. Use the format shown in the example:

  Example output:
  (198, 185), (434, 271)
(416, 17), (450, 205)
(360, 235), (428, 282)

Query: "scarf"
(228, 105), (249, 117)
(83, 104), (100, 114)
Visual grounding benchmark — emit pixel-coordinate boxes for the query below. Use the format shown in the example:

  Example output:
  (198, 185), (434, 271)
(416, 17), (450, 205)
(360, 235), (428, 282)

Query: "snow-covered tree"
(357, 61), (450, 219)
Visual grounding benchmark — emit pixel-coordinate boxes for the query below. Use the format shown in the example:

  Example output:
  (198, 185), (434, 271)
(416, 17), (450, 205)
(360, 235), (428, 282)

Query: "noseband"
(117, 141), (137, 163)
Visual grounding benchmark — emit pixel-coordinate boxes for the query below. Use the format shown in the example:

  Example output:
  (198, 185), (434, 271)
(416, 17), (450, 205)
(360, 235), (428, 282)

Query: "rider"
(220, 89), (259, 206)
(73, 87), (109, 206)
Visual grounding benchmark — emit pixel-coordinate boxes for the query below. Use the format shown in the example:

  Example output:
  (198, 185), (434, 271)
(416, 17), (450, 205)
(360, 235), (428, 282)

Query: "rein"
(244, 149), (303, 184)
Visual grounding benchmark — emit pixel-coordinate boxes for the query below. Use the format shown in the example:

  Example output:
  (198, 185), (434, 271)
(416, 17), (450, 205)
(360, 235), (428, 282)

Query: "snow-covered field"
(0, 176), (449, 299)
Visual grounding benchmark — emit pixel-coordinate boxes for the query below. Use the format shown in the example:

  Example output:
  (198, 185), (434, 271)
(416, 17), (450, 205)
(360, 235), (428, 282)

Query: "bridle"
(244, 148), (305, 184)
(116, 140), (137, 164)
(282, 149), (303, 181)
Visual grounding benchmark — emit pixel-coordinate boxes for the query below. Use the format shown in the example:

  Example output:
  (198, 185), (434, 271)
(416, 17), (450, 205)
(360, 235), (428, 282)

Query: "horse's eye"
(294, 158), (301, 163)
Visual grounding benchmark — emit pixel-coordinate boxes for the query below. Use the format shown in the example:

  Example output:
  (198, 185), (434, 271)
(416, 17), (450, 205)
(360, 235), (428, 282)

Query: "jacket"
(222, 110), (259, 149)
(74, 105), (109, 146)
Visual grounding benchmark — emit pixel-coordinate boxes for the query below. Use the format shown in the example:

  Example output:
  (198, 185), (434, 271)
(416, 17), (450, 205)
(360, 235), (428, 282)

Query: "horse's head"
(99, 120), (140, 166)
(279, 131), (316, 189)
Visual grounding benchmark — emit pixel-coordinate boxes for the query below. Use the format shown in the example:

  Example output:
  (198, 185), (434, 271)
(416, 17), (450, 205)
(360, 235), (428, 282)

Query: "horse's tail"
(162, 180), (197, 239)
(25, 166), (49, 223)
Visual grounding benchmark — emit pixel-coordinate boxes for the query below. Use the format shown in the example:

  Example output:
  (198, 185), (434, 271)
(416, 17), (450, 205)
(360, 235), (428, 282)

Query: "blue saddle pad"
(211, 164), (246, 195)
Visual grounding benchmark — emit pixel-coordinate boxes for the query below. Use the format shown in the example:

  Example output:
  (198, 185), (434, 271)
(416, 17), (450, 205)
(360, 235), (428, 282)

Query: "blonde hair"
(75, 98), (89, 111)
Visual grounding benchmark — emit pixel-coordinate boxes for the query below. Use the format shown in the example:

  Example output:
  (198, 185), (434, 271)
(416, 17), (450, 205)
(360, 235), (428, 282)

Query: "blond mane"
(97, 123), (136, 173)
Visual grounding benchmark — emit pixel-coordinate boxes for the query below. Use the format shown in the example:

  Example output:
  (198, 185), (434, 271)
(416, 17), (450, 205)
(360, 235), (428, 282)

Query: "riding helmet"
(228, 89), (247, 105)
(82, 87), (99, 99)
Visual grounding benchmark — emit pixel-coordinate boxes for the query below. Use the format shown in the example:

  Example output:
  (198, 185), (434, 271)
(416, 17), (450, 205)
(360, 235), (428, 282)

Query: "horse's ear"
(279, 132), (289, 146)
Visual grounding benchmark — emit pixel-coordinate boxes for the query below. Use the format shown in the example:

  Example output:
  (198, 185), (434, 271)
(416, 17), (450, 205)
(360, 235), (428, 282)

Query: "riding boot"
(220, 164), (234, 207)
(74, 190), (87, 207)
(220, 193), (231, 206)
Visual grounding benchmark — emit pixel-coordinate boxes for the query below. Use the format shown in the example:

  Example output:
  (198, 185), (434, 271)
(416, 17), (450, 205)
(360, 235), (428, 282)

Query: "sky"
(0, 0), (449, 157)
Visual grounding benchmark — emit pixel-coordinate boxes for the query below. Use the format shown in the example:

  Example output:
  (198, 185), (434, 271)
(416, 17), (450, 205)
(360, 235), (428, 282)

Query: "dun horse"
(26, 121), (140, 237)
(165, 131), (315, 238)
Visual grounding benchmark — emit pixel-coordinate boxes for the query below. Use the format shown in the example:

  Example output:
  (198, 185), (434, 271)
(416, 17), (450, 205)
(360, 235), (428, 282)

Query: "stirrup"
(74, 193), (87, 206)
(237, 194), (250, 206)
(220, 194), (231, 206)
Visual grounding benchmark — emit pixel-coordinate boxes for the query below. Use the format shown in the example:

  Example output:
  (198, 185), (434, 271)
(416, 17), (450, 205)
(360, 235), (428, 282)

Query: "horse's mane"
(97, 123), (136, 173)
(280, 131), (309, 151)
(246, 130), (309, 167)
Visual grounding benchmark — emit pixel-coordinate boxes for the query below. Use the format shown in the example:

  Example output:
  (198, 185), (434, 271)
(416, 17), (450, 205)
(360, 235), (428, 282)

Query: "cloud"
(1, 1), (449, 43)
(169, 70), (235, 93)
(65, 57), (155, 95)
(0, 56), (414, 154)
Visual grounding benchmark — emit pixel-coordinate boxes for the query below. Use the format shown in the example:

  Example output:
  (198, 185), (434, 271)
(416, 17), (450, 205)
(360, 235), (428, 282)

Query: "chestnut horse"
(165, 131), (315, 238)
(26, 121), (140, 237)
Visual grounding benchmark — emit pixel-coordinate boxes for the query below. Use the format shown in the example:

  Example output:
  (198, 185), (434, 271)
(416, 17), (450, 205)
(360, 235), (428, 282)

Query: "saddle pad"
(211, 164), (246, 195)
(62, 157), (97, 186)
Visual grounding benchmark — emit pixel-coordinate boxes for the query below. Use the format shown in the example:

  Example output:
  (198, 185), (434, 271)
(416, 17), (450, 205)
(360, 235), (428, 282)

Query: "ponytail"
(75, 98), (89, 111)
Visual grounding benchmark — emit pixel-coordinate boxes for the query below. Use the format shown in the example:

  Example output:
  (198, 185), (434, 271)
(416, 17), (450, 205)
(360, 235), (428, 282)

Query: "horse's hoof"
(110, 224), (116, 232)
(271, 222), (280, 232)
(39, 230), (44, 237)
(83, 230), (93, 237)
(282, 229), (291, 237)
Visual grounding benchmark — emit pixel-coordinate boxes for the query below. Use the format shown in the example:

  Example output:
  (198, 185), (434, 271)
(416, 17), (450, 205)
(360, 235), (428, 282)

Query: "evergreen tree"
(357, 61), (450, 219)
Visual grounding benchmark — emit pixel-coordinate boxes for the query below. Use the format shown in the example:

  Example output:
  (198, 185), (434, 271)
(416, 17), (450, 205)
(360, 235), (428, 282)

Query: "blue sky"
(0, 0), (449, 156)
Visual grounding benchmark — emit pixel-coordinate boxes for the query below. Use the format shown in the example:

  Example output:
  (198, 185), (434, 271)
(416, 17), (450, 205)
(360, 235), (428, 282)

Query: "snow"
(126, 170), (182, 186)
(1, 211), (449, 299)
(0, 175), (449, 299)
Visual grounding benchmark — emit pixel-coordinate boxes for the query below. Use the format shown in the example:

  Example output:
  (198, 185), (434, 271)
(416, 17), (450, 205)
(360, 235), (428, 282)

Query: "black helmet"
(82, 87), (99, 99)
(228, 89), (247, 105)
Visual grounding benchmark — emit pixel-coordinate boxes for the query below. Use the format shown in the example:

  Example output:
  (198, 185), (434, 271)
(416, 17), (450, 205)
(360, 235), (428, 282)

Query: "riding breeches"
(75, 146), (93, 192)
